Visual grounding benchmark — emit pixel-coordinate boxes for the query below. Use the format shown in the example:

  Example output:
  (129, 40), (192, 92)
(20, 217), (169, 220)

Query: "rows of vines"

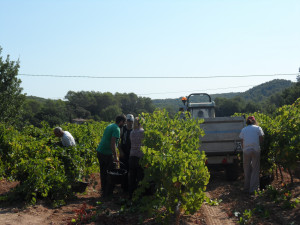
(235, 97), (300, 181)
(0, 110), (210, 224)
(135, 110), (210, 223)
(2, 98), (298, 222)
(0, 121), (108, 206)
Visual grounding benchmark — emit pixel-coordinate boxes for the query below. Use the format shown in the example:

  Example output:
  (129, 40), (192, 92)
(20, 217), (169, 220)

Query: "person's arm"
(118, 146), (124, 158)
(118, 132), (124, 158)
(241, 139), (244, 149)
(111, 137), (119, 162)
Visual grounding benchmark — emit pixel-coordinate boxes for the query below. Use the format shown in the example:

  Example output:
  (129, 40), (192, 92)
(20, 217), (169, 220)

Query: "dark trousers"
(119, 154), (129, 192)
(97, 152), (114, 196)
(129, 156), (144, 198)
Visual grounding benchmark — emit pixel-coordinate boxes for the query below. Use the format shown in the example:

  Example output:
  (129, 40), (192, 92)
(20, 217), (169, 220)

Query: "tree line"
(22, 92), (155, 127)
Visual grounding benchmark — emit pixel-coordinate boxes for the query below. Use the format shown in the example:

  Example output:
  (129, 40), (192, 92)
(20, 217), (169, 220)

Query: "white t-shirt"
(62, 131), (76, 147)
(239, 125), (264, 151)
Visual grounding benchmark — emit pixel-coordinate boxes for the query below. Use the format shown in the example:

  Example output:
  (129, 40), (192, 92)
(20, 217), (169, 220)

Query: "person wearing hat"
(239, 116), (264, 195)
(54, 127), (76, 147)
(118, 114), (134, 192)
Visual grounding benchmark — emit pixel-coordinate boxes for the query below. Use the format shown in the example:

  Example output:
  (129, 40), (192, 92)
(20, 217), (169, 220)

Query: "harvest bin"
(107, 168), (127, 184)
(71, 181), (89, 193)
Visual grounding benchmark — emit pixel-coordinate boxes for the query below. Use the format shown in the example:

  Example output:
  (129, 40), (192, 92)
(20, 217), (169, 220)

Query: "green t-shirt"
(96, 123), (120, 155)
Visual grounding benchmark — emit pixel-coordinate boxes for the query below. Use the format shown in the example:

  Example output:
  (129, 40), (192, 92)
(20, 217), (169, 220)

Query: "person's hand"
(113, 158), (119, 163)
(113, 158), (120, 169)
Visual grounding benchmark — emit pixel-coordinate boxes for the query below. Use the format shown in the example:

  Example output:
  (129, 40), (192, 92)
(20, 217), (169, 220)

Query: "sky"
(1, 0), (299, 100)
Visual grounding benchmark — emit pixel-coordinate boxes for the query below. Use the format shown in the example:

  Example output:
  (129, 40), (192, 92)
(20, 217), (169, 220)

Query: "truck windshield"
(188, 94), (211, 104)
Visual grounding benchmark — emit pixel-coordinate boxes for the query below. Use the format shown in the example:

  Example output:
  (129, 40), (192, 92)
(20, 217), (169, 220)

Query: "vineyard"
(0, 98), (299, 224)
(0, 121), (108, 206)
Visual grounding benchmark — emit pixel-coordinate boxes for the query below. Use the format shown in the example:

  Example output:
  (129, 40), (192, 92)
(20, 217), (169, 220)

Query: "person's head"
(116, 114), (126, 128)
(126, 114), (134, 128)
(133, 117), (142, 129)
(246, 116), (257, 125)
(54, 127), (64, 137)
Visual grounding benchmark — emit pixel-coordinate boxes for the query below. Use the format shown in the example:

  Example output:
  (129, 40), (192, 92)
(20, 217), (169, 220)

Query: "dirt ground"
(0, 168), (299, 225)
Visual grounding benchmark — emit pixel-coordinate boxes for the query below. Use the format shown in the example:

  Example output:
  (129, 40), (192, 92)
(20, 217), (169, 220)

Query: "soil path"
(0, 177), (101, 225)
(0, 173), (235, 225)
(1, 170), (298, 225)
(202, 194), (235, 225)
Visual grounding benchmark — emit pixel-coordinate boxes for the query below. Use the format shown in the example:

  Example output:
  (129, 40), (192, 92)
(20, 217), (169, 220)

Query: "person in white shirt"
(54, 127), (76, 147)
(239, 116), (264, 195)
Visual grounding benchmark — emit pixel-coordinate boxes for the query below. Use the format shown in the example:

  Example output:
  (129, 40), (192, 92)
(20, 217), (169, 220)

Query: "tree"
(281, 82), (300, 106)
(215, 97), (245, 116)
(100, 105), (122, 121)
(65, 91), (156, 121)
(0, 47), (25, 124)
(35, 99), (69, 127)
(21, 99), (43, 126)
(243, 101), (260, 113)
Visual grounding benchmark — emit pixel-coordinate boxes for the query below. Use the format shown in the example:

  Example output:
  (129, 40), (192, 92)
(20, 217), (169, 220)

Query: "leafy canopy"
(0, 46), (25, 124)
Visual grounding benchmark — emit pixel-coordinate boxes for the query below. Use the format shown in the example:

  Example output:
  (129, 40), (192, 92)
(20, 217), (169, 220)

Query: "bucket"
(71, 181), (89, 193)
(107, 162), (128, 184)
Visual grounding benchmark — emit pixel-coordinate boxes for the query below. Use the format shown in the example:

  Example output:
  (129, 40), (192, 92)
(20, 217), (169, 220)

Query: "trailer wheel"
(225, 161), (240, 181)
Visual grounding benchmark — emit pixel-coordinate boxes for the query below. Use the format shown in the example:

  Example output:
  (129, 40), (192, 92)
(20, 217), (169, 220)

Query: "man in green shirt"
(97, 115), (126, 197)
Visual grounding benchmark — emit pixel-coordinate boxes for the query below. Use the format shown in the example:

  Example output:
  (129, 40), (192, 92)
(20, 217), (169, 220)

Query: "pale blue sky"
(1, 0), (299, 99)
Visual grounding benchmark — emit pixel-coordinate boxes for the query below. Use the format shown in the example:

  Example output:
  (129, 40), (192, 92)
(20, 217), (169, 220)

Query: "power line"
(138, 85), (257, 96)
(30, 85), (257, 99)
(18, 73), (298, 79)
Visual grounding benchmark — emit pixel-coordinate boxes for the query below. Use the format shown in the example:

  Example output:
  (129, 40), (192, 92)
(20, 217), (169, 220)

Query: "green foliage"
(0, 121), (108, 204)
(21, 91), (156, 125)
(133, 110), (210, 223)
(215, 96), (245, 116)
(238, 209), (255, 225)
(0, 46), (26, 125)
(256, 185), (300, 210)
(240, 79), (293, 102)
(272, 99), (300, 172)
(100, 105), (122, 122)
(35, 99), (70, 127)
(65, 91), (155, 121)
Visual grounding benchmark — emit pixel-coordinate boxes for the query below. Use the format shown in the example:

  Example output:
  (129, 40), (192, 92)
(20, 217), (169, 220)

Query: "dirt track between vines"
(0, 169), (299, 225)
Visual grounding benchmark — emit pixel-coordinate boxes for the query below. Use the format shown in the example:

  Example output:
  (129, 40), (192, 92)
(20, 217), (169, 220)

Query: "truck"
(181, 93), (245, 180)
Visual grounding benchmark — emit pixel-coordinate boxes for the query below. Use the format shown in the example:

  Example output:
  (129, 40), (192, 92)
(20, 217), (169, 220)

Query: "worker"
(96, 114), (126, 197)
(54, 127), (76, 147)
(239, 116), (264, 195)
(128, 117), (145, 199)
(119, 114), (134, 192)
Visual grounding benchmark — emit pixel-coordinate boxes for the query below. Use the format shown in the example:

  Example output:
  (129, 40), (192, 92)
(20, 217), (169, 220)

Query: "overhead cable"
(138, 85), (256, 95)
(18, 73), (298, 79)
